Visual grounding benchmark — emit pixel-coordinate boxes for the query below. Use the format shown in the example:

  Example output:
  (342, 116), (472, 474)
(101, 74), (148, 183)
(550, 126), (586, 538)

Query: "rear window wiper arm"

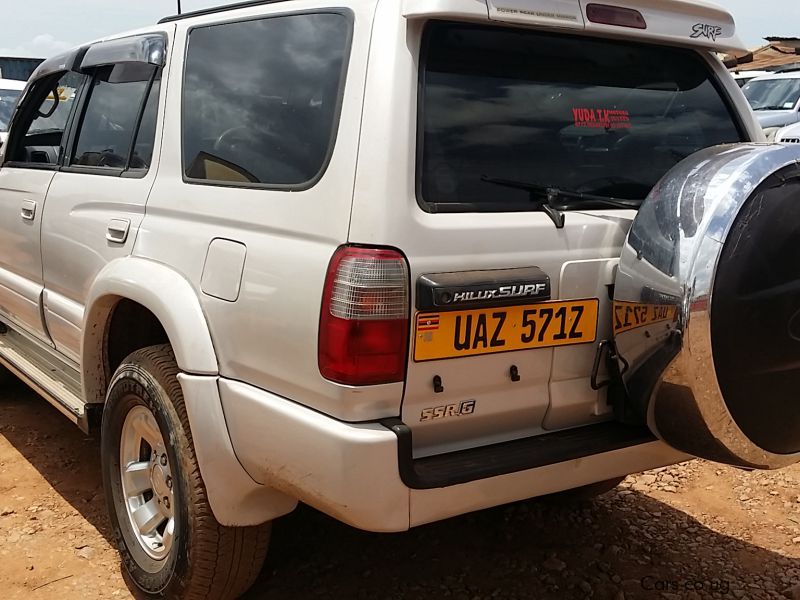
(481, 176), (642, 229)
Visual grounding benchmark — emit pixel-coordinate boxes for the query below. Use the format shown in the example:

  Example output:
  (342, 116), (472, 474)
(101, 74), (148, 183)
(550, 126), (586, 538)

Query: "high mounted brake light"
(319, 246), (410, 385)
(586, 4), (647, 30)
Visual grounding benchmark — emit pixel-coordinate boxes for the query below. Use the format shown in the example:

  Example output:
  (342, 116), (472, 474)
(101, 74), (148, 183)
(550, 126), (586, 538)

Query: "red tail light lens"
(586, 4), (647, 29)
(319, 246), (410, 385)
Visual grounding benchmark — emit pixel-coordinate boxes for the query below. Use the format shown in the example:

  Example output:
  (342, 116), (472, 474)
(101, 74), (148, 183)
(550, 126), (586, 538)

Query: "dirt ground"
(1, 379), (800, 600)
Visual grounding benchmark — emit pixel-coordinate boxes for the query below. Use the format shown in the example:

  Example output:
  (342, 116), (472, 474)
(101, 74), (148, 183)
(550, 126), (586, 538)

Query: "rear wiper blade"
(481, 175), (642, 229)
(753, 105), (793, 111)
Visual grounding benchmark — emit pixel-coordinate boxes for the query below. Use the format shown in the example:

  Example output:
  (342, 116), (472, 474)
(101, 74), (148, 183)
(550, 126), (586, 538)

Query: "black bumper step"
(381, 419), (656, 490)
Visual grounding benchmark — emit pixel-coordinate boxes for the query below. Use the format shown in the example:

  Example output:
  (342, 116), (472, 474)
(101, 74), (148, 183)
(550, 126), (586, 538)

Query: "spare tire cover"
(614, 143), (800, 469)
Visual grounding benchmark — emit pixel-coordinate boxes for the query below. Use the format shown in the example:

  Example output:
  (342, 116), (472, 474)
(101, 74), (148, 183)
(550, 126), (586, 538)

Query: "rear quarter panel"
(135, 0), (397, 421)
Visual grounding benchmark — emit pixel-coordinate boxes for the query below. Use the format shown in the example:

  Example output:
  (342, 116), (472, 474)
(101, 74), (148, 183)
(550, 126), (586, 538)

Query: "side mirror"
(37, 91), (59, 119)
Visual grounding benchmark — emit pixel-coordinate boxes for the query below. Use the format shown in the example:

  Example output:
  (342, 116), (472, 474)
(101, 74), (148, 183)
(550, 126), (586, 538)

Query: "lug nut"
(160, 454), (167, 466)
(163, 497), (170, 509)
(166, 476), (172, 489)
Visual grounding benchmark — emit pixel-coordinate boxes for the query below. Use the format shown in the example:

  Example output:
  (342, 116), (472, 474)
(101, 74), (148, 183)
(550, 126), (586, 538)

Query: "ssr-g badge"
(420, 400), (477, 422)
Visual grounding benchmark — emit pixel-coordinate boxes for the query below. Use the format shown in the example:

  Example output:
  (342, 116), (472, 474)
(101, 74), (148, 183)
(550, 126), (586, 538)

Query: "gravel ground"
(1, 378), (799, 600)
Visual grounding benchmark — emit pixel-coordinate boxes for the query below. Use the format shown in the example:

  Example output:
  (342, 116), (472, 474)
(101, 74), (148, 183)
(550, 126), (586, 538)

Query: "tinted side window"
(9, 71), (83, 165)
(71, 63), (157, 170)
(183, 13), (350, 187)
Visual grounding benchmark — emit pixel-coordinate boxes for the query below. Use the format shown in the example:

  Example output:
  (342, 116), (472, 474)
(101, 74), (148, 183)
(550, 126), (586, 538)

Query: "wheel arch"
(82, 257), (218, 405)
(82, 259), (291, 525)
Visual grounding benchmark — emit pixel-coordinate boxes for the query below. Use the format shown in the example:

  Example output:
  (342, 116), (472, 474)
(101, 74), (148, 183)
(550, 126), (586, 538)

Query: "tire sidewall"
(101, 362), (191, 598)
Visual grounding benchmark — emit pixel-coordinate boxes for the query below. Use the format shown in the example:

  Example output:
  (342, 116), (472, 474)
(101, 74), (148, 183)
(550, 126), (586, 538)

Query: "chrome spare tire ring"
(119, 404), (176, 562)
(614, 143), (800, 470)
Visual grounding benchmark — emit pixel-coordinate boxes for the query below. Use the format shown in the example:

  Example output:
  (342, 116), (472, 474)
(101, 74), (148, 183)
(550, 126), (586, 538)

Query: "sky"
(0, 0), (796, 58)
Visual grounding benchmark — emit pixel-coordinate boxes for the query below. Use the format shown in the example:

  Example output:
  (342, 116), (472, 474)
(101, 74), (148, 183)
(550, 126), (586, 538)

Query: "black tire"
(101, 344), (270, 599)
(544, 476), (626, 504)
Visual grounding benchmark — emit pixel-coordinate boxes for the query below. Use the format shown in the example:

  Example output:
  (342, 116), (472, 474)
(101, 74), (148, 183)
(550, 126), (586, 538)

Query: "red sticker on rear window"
(572, 108), (631, 129)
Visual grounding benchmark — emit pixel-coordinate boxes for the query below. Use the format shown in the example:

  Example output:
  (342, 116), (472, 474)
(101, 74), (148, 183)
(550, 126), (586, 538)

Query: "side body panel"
(134, 0), (384, 422)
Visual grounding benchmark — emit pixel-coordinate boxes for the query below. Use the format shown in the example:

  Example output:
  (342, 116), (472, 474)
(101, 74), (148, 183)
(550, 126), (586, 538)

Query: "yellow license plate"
(612, 301), (679, 334)
(414, 299), (599, 362)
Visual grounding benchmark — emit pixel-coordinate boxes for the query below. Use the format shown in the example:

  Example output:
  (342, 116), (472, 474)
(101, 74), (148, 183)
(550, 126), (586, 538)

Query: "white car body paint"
(0, 0), (765, 531)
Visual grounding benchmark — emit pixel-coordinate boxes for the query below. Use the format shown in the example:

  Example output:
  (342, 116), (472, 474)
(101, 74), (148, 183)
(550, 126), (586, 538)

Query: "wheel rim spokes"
(122, 461), (151, 496)
(120, 405), (176, 561)
(131, 497), (165, 535)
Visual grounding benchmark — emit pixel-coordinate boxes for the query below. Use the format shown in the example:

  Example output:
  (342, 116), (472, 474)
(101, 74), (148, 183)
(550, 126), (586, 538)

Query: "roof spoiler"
(404, 0), (748, 54)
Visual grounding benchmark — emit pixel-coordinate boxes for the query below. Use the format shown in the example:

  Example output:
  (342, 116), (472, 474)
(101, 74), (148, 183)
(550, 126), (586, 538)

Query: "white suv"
(2, 1), (793, 598)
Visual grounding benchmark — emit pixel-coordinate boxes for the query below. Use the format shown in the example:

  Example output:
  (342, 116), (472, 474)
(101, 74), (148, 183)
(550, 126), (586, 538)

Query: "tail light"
(319, 246), (410, 385)
(586, 4), (647, 29)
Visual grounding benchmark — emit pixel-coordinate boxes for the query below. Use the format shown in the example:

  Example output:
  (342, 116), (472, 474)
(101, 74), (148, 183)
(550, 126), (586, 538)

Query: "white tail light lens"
(328, 252), (409, 320)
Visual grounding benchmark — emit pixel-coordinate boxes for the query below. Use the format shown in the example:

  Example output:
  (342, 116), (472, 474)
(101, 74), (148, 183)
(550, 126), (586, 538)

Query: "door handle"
(106, 219), (131, 244)
(20, 199), (36, 221)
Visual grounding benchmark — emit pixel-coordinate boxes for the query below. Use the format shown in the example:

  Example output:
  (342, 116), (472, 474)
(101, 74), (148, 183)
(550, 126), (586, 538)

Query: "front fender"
(82, 257), (218, 404)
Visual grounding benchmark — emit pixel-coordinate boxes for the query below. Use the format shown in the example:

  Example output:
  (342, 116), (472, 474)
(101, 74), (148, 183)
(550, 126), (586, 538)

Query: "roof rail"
(158, 0), (289, 24)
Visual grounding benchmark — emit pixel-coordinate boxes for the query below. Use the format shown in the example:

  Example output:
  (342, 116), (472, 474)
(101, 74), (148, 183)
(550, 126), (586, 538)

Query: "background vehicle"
(0, 78), (26, 148)
(0, 1), (782, 599)
(732, 69), (771, 87)
(742, 72), (800, 138)
(776, 120), (800, 143)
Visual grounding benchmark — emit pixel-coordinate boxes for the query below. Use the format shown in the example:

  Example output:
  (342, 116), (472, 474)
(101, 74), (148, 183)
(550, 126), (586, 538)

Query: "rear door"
(40, 33), (168, 363)
(351, 19), (747, 457)
(0, 69), (84, 340)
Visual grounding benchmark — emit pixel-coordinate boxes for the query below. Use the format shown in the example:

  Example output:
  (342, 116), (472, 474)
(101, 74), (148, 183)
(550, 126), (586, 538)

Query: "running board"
(0, 325), (90, 433)
(382, 419), (656, 490)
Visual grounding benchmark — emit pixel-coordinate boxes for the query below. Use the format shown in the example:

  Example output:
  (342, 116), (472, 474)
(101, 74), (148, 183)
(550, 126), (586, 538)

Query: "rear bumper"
(219, 378), (689, 532)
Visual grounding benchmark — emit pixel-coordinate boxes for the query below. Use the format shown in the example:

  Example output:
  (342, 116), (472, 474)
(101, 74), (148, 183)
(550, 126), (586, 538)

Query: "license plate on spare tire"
(413, 299), (599, 362)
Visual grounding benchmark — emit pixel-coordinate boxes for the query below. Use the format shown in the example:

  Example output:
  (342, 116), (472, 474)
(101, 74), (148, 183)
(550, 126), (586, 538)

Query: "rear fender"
(83, 257), (217, 402)
(83, 257), (295, 525)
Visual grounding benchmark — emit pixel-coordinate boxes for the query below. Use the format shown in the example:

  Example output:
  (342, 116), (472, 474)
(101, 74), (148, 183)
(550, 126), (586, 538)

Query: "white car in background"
(775, 120), (800, 143)
(0, 78), (26, 148)
(731, 69), (771, 88)
(742, 72), (800, 139)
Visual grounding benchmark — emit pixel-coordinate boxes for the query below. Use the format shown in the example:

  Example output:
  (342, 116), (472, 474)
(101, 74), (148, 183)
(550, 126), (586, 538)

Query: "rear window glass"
(182, 12), (350, 188)
(418, 22), (743, 212)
